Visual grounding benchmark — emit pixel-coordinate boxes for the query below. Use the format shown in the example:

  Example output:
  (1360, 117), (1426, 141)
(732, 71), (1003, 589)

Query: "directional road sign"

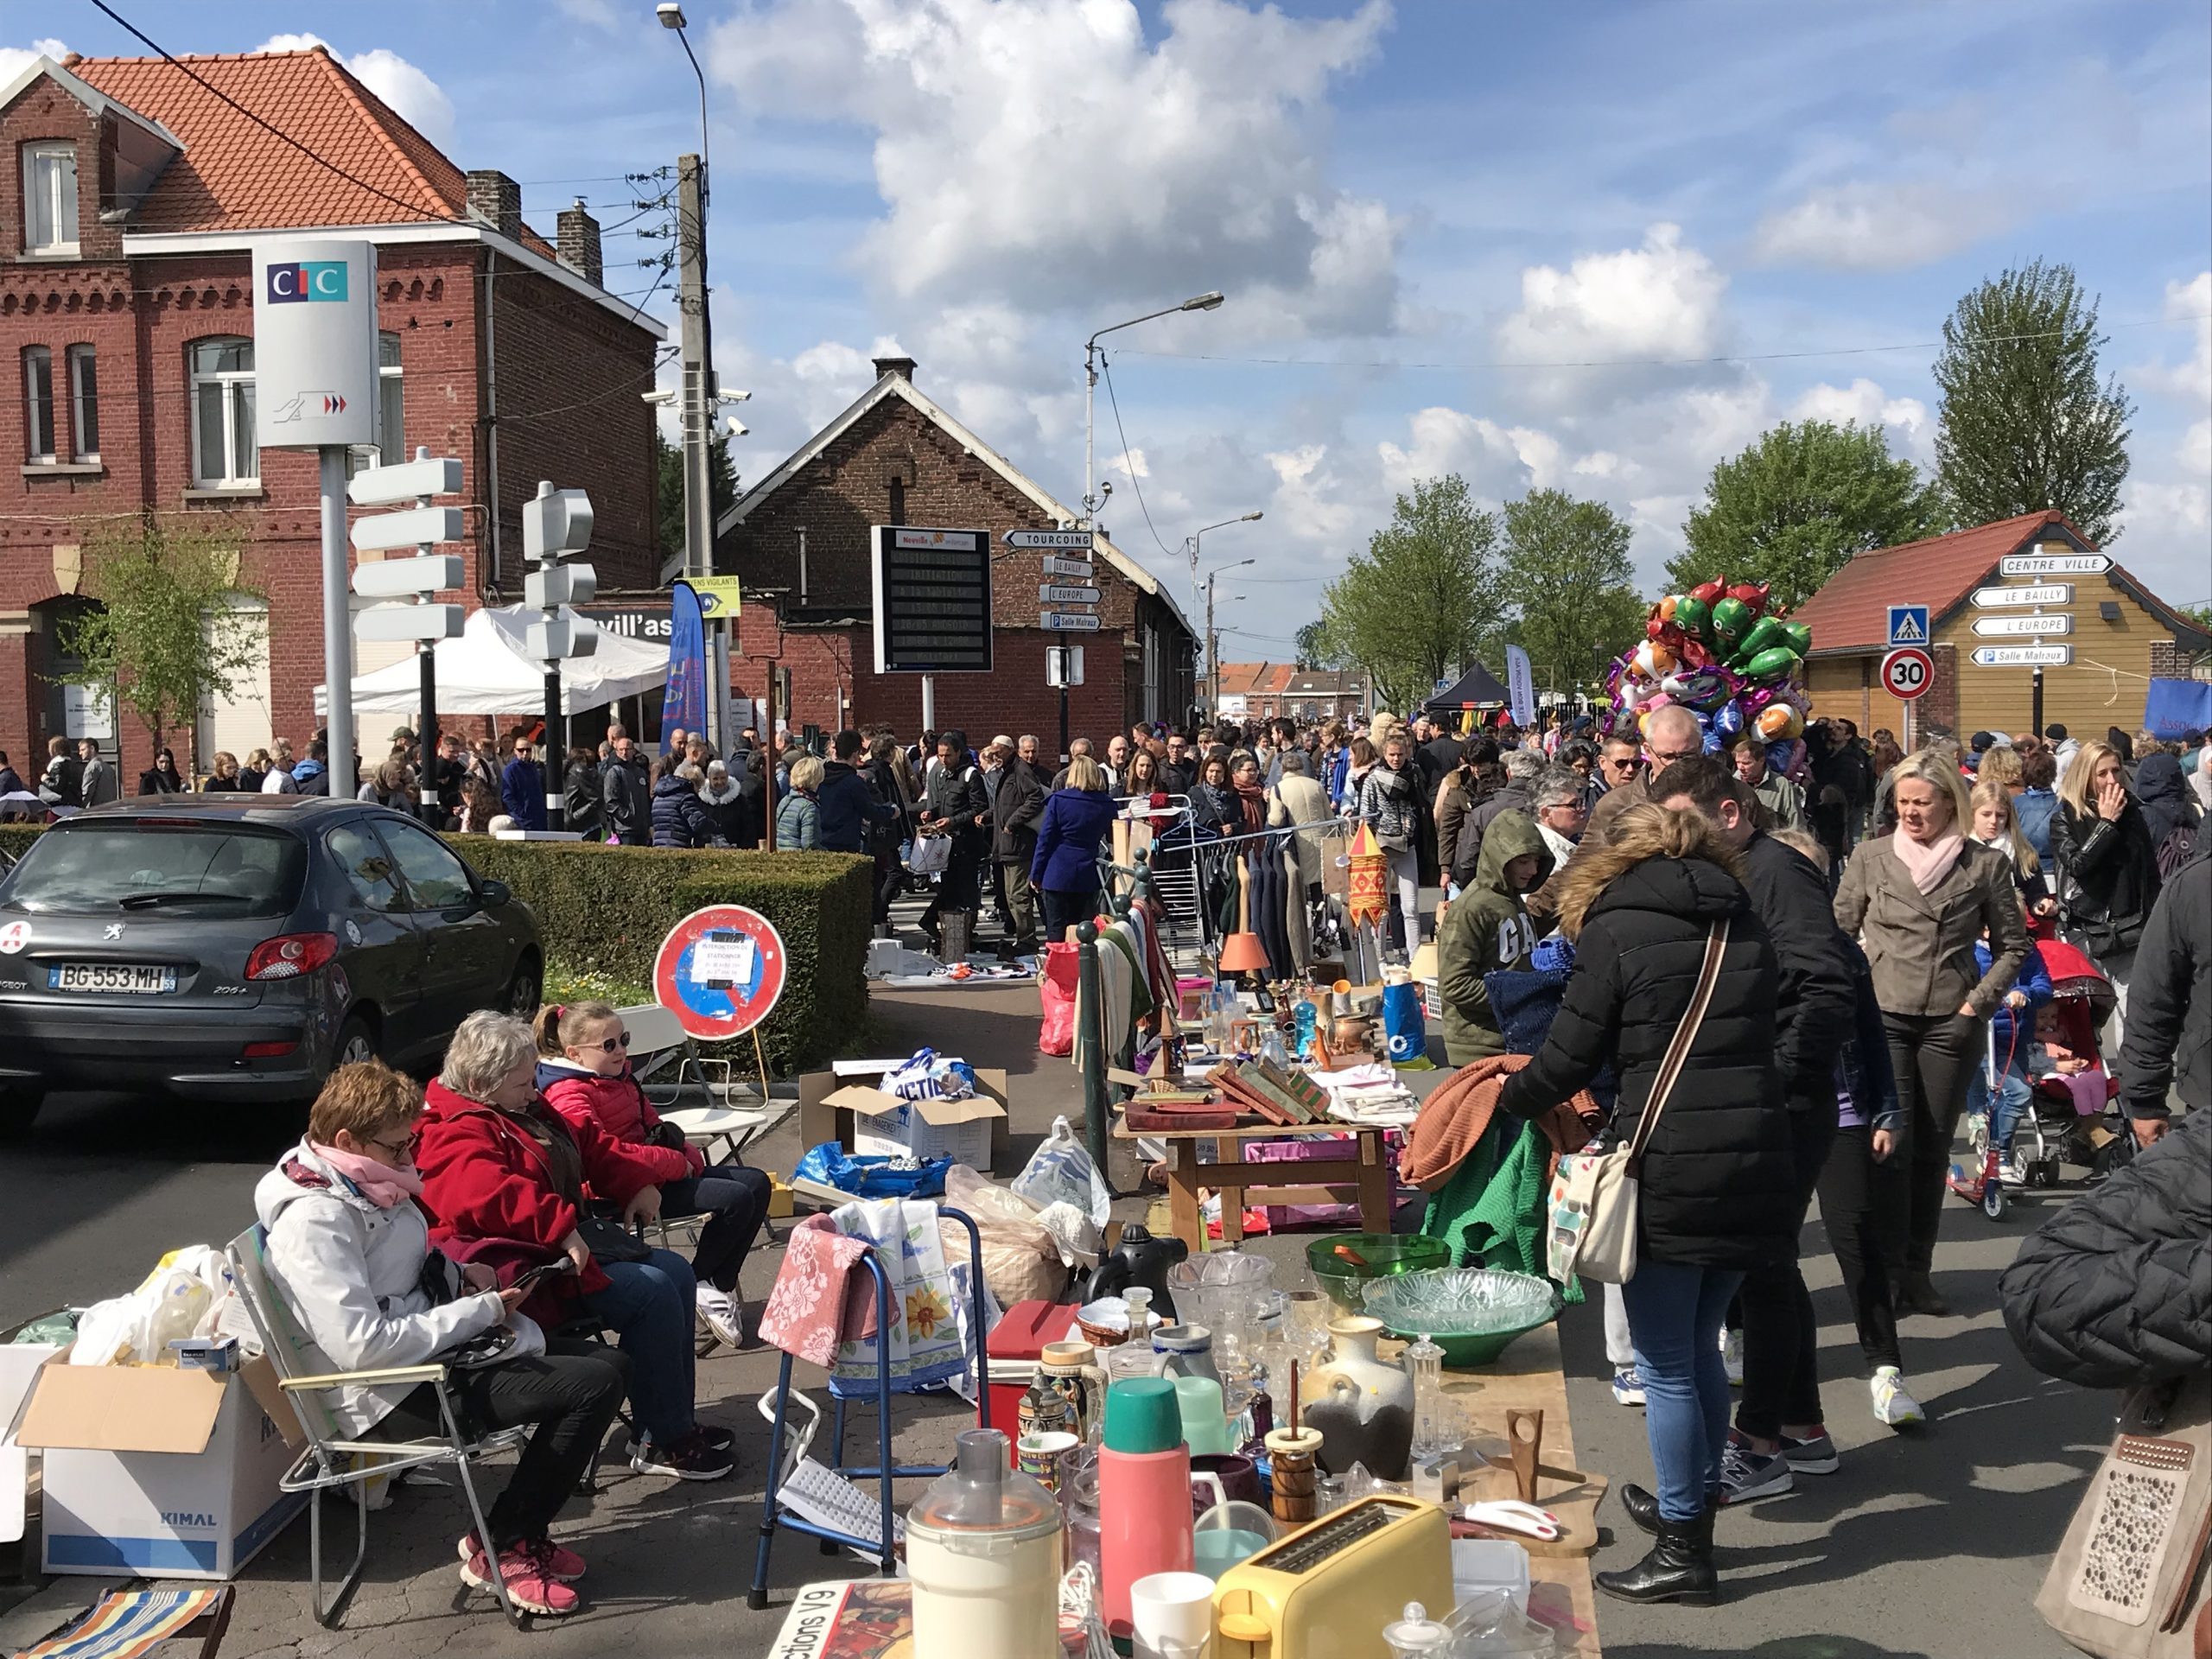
(1973, 613), (2072, 638)
(1972, 583), (2072, 608)
(1040, 612), (1102, 632)
(1973, 644), (2073, 667)
(353, 555), (461, 599)
(355, 602), (463, 643)
(1886, 605), (1929, 647)
(350, 505), (464, 553)
(1999, 551), (2111, 576)
(1040, 555), (1095, 580)
(1005, 528), (1095, 550)
(346, 454), (464, 506)
(1881, 646), (1934, 701)
(1039, 583), (1098, 604)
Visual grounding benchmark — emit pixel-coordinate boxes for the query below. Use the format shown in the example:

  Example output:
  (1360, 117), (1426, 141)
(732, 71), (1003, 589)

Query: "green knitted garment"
(1420, 1116), (1583, 1306)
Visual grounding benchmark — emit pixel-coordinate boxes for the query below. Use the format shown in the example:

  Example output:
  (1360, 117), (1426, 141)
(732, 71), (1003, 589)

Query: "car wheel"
(505, 954), (543, 1018)
(333, 1016), (378, 1071)
(0, 1084), (46, 1141)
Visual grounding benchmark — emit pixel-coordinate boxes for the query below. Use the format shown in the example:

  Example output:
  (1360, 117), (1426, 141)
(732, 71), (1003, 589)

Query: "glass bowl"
(1358, 1268), (1562, 1368)
(1303, 1233), (1451, 1313)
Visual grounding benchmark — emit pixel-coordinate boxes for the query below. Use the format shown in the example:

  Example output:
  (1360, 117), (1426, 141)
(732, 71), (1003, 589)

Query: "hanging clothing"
(1250, 842), (1296, 980)
(1284, 843), (1312, 971)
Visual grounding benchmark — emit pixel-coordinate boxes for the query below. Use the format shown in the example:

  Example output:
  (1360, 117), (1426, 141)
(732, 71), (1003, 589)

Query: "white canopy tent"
(315, 604), (669, 718)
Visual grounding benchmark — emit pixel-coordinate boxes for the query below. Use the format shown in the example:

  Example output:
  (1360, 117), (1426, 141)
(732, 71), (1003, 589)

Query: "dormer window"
(22, 141), (79, 254)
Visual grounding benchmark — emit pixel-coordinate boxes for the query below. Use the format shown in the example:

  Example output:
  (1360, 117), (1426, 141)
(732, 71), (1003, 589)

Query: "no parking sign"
(652, 906), (786, 1039)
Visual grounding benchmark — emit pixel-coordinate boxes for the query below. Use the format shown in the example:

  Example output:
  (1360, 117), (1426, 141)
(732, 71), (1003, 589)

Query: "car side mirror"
(480, 878), (512, 907)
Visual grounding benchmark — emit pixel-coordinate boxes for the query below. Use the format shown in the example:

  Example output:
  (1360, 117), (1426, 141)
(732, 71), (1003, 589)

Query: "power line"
(1115, 313), (2212, 374)
(1096, 350), (1179, 564)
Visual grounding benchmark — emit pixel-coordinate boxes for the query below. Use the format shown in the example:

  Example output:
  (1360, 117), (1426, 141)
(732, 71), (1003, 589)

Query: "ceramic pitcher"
(1037, 1340), (1109, 1443)
(1302, 1315), (1414, 1481)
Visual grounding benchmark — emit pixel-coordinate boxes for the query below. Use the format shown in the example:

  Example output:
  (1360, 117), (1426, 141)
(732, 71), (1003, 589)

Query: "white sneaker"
(695, 1284), (743, 1350)
(1872, 1366), (1925, 1428)
(1721, 1327), (1745, 1388)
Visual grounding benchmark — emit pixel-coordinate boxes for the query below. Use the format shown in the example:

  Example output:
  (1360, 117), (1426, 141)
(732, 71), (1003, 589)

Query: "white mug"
(1129, 1569), (1215, 1659)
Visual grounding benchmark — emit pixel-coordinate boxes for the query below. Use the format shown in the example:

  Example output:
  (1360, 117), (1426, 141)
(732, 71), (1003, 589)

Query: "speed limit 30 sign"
(1881, 646), (1934, 701)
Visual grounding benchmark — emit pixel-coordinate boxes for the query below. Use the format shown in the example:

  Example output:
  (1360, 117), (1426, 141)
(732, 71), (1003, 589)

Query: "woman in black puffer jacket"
(2052, 739), (2161, 1047)
(1500, 801), (1793, 1608)
(650, 759), (710, 849)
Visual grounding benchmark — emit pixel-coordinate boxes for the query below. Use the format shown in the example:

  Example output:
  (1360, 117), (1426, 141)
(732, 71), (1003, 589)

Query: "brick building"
(1212, 662), (1368, 723)
(710, 357), (1195, 750)
(2, 48), (660, 779)
(1792, 510), (2211, 742)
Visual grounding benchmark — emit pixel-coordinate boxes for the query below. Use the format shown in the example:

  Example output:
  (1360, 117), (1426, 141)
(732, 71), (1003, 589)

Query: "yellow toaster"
(1211, 1495), (1454, 1658)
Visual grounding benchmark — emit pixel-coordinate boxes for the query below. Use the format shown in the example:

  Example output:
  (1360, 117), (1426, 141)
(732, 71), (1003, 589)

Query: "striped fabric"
(19, 1588), (222, 1659)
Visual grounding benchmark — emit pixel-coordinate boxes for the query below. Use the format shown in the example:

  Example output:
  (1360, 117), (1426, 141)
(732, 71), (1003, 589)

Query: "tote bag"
(1546, 921), (1727, 1287)
(2036, 1370), (2209, 1659)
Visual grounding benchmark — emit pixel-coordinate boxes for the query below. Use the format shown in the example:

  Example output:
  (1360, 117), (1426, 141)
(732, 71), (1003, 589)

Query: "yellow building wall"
(1805, 652), (1922, 741)
(1939, 575), (2169, 741)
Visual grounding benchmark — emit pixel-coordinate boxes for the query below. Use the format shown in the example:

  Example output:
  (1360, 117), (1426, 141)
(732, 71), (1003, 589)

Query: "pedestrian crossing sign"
(1887, 605), (1929, 647)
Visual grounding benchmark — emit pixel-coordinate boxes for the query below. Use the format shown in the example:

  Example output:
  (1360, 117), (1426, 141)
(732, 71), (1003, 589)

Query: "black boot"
(1895, 1271), (1952, 1318)
(1620, 1483), (1719, 1540)
(1597, 1511), (1719, 1606)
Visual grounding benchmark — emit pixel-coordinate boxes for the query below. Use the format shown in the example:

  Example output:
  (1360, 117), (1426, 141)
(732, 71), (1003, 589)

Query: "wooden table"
(1112, 1119), (1395, 1249)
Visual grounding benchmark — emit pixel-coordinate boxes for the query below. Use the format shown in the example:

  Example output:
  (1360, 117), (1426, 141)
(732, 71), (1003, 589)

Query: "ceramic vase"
(1301, 1316), (1414, 1481)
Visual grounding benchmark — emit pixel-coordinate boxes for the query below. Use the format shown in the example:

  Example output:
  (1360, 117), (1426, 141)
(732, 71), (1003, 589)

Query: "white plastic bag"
(943, 1166), (1067, 1307)
(1013, 1116), (1112, 1232)
(70, 1246), (235, 1367)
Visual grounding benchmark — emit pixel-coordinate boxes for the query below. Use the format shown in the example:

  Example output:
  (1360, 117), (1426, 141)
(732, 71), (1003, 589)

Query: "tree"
(56, 514), (270, 778)
(1671, 420), (1947, 608)
(1499, 490), (1649, 692)
(1322, 474), (1502, 714)
(1933, 259), (2133, 544)
(654, 426), (740, 562)
(1294, 620), (1347, 670)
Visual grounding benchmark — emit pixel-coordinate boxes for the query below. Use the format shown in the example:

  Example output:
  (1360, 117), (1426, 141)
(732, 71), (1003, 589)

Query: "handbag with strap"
(1546, 920), (1729, 1287)
(2037, 1370), (2210, 1659)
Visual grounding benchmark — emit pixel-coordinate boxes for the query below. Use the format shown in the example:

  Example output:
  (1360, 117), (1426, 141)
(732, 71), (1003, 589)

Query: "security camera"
(640, 389), (677, 405)
(725, 416), (748, 437)
(1100, 480), (1115, 498)
(715, 389), (753, 405)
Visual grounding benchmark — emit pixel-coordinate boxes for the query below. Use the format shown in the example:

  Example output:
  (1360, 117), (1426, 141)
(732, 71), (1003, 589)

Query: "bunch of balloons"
(1605, 575), (1816, 780)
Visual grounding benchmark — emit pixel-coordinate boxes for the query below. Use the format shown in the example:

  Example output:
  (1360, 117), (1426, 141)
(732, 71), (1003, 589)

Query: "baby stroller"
(1959, 938), (2125, 1213)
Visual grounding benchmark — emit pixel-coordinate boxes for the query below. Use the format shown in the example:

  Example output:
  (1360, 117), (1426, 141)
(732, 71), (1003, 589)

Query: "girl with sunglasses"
(533, 1001), (772, 1351)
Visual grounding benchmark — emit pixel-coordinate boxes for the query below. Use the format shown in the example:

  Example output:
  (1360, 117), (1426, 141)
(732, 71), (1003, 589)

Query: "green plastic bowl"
(1359, 1268), (1561, 1369)
(1303, 1232), (1451, 1313)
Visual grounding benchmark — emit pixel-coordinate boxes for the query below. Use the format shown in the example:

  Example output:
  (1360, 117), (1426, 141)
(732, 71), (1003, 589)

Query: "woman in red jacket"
(534, 1001), (773, 1350)
(415, 1010), (733, 1482)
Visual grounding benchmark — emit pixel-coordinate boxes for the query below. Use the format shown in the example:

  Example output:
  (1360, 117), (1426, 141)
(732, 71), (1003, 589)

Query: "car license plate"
(48, 963), (177, 995)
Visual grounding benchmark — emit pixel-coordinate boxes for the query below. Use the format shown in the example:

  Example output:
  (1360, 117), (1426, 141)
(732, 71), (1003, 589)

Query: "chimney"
(556, 197), (603, 287)
(464, 169), (523, 241)
(872, 354), (918, 384)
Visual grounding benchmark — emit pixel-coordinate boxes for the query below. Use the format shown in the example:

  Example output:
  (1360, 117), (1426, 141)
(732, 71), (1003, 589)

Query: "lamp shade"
(1217, 931), (1269, 975)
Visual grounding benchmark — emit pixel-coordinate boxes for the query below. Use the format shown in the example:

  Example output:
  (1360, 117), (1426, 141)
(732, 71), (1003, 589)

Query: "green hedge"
(0, 823), (873, 1074)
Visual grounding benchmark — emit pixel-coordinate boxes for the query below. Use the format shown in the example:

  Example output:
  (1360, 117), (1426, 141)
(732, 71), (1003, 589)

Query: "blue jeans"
(583, 1247), (697, 1444)
(1965, 1062), (2032, 1152)
(1621, 1262), (1745, 1522)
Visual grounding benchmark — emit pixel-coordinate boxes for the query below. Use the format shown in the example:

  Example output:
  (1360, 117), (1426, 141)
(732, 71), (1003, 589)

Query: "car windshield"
(0, 822), (305, 917)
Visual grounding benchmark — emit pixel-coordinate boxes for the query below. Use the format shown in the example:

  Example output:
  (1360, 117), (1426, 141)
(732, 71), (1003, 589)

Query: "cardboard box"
(798, 1066), (1012, 1173)
(16, 1353), (308, 1580)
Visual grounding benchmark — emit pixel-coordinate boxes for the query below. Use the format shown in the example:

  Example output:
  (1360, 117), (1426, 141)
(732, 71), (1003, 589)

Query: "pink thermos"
(1098, 1376), (1195, 1635)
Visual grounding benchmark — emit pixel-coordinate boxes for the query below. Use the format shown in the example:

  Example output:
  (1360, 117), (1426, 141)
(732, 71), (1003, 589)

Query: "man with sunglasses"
(500, 732), (549, 831)
(1586, 705), (1704, 843)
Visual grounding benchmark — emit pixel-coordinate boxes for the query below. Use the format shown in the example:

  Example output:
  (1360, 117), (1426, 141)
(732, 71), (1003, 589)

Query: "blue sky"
(16, 1), (2209, 654)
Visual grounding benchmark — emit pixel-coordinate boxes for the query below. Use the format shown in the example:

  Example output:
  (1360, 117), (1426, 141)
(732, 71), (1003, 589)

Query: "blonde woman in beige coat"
(1834, 750), (2030, 1317)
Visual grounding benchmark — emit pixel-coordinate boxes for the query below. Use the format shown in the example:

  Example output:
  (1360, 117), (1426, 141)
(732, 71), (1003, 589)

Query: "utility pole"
(677, 151), (723, 750)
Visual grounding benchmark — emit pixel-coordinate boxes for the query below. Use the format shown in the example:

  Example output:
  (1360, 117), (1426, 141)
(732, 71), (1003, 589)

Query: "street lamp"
(657, 4), (708, 185)
(1202, 556), (1256, 714)
(1185, 509), (1263, 643)
(1084, 291), (1225, 529)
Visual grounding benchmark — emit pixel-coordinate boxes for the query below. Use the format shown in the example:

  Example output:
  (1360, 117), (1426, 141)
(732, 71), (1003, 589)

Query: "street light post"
(1083, 291), (1224, 527)
(1203, 556), (1255, 715)
(1185, 510), (1262, 667)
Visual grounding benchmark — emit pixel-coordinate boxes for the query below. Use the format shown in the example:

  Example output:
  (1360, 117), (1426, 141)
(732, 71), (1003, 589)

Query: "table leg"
(1168, 1141), (1203, 1250)
(1356, 1129), (1392, 1234)
(1217, 1155), (1246, 1245)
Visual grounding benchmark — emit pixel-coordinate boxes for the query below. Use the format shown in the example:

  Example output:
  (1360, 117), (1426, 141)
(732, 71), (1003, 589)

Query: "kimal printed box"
(800, 1064), (1011, 1173)
(14, 1350), (308, 1580)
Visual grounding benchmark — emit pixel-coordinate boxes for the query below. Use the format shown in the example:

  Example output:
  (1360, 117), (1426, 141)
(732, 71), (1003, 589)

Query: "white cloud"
(552, 0), (619, 27)
(2139, 270), (2212, 405)
(708, 0), (1399, 334)
(0, 38), (68, 82)
(1751, 181), (2008, 270)
(1493, 225), (1729, 410)
(252, 34), (456, 151)
(2183, 419), (2211, 480)
(1789, 377), (1934, 463)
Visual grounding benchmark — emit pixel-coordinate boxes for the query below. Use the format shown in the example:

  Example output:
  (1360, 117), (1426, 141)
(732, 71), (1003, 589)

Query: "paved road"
(1, 982), (2116, 1658)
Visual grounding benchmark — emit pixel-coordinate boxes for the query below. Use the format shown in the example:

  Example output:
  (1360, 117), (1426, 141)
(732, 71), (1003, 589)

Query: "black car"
(0, 797), (541, 1134)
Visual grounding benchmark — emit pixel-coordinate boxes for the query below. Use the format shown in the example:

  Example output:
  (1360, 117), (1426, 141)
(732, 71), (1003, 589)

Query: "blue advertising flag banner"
(662, 581), (707, 750)
(1504, 644), (1536, 729)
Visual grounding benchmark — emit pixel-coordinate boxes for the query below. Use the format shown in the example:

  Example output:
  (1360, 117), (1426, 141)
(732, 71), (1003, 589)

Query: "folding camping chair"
(746, 1207), (988, 1607)
(11, 1586), (232, 1659)
(621, 1001), (796, 1162)
(223, 1227), (532, 1629)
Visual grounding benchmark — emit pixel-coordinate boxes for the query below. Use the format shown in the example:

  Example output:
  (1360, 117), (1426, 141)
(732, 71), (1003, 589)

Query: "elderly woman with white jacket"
(255, 1058), (628, 1618)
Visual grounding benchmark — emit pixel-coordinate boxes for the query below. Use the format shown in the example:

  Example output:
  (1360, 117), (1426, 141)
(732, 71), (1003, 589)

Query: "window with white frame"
(23, 346), (54, 461)
(22, 142), (78, 254)
(188, 337), (257, 487)
(377, 331), (404, 461)
(66, 344), (98, 460)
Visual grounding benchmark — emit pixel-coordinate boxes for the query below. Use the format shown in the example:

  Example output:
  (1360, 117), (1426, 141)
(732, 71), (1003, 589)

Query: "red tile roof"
(1789, 511), (2086, 654)
(1217, 663), (1293, 697)
(70, 49), (554, 256)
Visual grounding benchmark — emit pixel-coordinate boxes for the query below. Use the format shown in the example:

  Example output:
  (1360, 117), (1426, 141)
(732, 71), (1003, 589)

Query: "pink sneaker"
(459, 1532), (586, 1582)
(459, 1540), (582, 1616)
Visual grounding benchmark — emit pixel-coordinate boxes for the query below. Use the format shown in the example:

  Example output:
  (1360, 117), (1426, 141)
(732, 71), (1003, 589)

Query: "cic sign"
(251, 238), (378, 449)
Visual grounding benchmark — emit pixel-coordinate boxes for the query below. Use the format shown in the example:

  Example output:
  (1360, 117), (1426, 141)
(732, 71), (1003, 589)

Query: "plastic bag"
(1039, 941), (1081, 1056)
(72, 1247), (232, 1366)
(792, 1141), (951, 1198)
(1382, 979), (1433, 1069)
(906, 834), (951, 876)
(943, 1165), (1068, 1306)
(1012, 1115), (1112, 1230)
(884, 1047), (977, 1102)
